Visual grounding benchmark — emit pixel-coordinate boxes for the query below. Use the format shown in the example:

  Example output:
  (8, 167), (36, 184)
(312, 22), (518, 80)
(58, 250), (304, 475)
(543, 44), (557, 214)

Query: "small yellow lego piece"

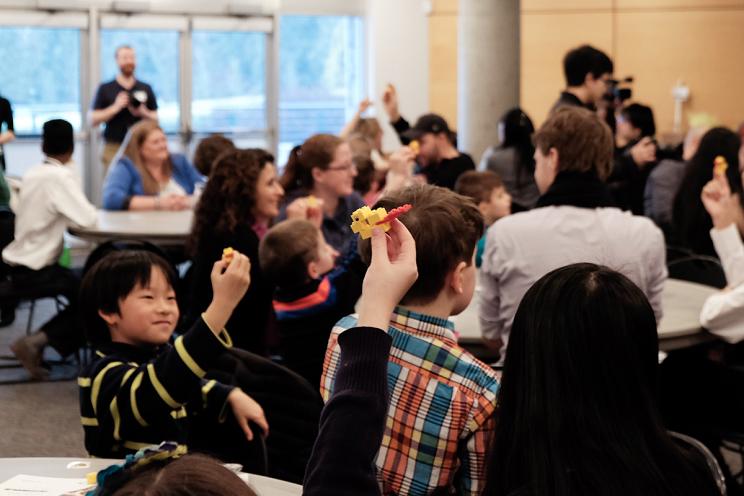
(222, 247), (235, 264)
(350, 206), (391, 239)
(86, 471), (97, 485)
(409, 140), (420, 154)
(714, 156), (728, 176)
(307, 195), (318, 208)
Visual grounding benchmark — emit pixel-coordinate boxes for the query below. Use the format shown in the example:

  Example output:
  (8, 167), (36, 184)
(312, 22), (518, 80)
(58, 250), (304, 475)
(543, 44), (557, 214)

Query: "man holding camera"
(90, 45), (158, 170)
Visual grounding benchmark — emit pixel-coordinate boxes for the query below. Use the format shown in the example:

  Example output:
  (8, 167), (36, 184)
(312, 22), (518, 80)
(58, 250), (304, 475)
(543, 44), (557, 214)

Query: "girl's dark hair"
(187, 148), (274, 256)
(279, 134), (343, 193)
(673, 127), (742, 256)
(499, 108), (536, 188)
(101, 454), (256, 496)
(79, 250), (178, 346)
(485, 263), (719, 496)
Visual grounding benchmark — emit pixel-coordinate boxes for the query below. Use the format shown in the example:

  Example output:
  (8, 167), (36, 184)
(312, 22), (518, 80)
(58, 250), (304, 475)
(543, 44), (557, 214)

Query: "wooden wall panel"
(616, 0), (744, 9)
(428, 12), (459, 127)
(615, 9), (744, 131)
(520, 12), (614, 126)
(522, 0), (612, 12)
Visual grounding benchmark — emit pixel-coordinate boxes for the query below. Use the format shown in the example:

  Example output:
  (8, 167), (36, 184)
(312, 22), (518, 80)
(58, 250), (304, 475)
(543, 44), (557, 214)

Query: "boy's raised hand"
(203, 252), (251, 334)
(357, 220), (418, 331)
(228, 388), (269, 442)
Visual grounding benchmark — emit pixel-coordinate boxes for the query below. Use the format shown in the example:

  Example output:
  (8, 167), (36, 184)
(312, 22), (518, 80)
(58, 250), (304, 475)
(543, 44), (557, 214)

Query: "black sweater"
(303, 326), (392, 496)
(187, 227), (275, 355)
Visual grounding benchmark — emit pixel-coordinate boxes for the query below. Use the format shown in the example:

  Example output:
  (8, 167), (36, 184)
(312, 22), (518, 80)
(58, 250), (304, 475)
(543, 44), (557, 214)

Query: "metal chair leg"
(25, 299), (35, 336)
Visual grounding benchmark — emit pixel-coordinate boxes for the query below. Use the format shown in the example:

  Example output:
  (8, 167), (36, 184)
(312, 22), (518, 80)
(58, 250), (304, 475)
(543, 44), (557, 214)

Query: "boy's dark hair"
(259, 219), (319, 288)
(360, 184), (484, 305)
(455, 170), (504, 204)
(563, 45), (614, 87)
(534, 106), (614, 181)
(621, 103), (656, 138)
(80, 250), (179, 345)
(193, 134), (236, 176)
(42, 119), (74, 156)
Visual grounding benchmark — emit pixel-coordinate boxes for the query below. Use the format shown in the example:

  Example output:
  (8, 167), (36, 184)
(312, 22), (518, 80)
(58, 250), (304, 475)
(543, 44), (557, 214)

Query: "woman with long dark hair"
(672, 127), (742, 256)
(186, 148), (283, 354)
(280, 134), (364, 255)
(480, 108), (538, 211)
(484, 263), (721, 496)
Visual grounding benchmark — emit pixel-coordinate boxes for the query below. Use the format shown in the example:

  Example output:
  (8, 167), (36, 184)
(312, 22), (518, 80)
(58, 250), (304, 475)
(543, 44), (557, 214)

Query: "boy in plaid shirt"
(320, 184), (500, 495)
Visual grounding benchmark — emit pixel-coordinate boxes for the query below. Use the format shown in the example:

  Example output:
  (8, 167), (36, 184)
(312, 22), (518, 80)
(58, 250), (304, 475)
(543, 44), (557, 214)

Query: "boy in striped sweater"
(78, 249), (268, 460)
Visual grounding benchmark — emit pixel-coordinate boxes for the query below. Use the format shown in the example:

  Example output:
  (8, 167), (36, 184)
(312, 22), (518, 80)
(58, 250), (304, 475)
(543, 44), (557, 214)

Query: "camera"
(605, 76), (633, 103)
(129, 90), (148, 108)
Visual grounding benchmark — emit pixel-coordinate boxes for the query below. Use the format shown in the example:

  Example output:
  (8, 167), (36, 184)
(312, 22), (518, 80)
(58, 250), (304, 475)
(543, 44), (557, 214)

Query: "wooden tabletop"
(69, 210), (194, 245)
(454, 278), (719, 349)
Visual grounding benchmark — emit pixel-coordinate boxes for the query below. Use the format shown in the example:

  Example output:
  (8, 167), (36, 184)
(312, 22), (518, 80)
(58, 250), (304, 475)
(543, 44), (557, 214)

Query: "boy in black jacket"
(259, 219), (365, 387)
(78, 249), (268, 459)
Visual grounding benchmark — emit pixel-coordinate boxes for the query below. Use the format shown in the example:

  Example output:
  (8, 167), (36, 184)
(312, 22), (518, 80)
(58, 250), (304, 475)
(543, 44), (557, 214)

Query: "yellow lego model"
(714, 156), (728, 176)
(222, 247), (235, 264)
(350, 206), (392, 239)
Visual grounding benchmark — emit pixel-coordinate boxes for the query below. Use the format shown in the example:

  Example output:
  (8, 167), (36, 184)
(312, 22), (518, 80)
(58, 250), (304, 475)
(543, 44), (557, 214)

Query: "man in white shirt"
(3, 119), (97, 379)
(479, 106), (667, 363)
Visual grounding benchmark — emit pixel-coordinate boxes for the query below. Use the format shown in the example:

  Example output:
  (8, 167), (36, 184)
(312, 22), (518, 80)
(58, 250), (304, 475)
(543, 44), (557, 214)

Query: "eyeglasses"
(326, 162), (357, 172)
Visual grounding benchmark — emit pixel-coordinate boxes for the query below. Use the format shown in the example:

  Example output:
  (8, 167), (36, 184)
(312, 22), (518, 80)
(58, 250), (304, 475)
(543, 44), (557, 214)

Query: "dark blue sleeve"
(303, 327), (391, 496)
(146, 84), (158, 110)
(92, 83), (110, 110)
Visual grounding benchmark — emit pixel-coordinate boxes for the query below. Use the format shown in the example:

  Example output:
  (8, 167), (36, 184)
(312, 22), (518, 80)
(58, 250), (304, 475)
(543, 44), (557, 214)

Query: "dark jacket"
(187, 226), (275, 355)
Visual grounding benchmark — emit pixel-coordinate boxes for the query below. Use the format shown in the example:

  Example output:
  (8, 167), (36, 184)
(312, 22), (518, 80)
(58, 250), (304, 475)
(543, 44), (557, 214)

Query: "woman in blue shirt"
(102, 120), (203, 210)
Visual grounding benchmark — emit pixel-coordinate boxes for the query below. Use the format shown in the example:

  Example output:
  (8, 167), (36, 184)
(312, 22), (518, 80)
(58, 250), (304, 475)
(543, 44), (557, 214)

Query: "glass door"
(190, 16), (273, 153)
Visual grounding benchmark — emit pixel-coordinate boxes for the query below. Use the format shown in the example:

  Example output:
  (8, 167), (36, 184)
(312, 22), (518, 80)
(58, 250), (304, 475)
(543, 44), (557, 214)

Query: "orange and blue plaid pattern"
(320, 307), (500, 495)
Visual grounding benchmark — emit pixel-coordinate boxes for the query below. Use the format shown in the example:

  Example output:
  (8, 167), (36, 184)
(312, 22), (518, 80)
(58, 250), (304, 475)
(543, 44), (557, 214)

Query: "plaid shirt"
(320, 307), (500, 495)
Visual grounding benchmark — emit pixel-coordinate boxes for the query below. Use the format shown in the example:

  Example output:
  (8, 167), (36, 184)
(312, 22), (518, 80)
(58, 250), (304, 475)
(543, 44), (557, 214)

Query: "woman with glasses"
(279, 134), (364, 255)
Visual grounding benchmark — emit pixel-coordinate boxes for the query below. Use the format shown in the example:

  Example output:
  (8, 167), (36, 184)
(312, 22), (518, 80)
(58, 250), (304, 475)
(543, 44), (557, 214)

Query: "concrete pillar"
(457, 0), (520, 162)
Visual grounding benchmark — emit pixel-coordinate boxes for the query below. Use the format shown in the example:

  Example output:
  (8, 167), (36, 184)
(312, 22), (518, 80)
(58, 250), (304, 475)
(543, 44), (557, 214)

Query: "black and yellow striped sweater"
(78, 317), (235, 458)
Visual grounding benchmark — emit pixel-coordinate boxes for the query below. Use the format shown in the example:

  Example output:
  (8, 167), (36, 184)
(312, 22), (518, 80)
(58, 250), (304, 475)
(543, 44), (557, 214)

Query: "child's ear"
(307, 261), (320, 280)
(98, 309), (119, 327)
(449, 261), (468, 295)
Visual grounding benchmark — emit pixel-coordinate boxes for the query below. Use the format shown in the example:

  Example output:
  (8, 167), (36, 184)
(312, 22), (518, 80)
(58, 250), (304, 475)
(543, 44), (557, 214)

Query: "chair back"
(668, 255), (726, 289)
(215, 347), (323, 484)
(670, 431), (728, 495)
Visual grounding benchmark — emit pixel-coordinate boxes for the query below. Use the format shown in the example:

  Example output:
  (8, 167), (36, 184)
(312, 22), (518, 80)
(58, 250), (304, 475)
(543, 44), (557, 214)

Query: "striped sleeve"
(83, 317), (234, 442)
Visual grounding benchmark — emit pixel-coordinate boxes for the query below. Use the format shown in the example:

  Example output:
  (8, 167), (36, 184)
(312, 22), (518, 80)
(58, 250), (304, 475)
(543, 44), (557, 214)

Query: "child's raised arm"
(203, 252), (251, 334)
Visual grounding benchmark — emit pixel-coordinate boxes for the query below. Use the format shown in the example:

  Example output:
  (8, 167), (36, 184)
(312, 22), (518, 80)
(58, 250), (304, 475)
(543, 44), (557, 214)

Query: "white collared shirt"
(2, 158), (97, 270)
(699, 224), (744, 343)
(479, 205), (667, 359)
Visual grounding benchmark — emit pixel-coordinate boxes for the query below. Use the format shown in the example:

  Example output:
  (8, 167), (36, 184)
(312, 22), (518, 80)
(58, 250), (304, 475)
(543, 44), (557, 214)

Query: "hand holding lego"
(203, 251), (251, 334)
(286, 195), (324, 229)
(228, 388), (269, 442)
(388, 147), (416, 176)
(357, 220), (418, 330)
(357, 98), (373, 115)
(702, 160), (740, 229)
(382, 83), (400, 121)
(630, 137), (656, 168)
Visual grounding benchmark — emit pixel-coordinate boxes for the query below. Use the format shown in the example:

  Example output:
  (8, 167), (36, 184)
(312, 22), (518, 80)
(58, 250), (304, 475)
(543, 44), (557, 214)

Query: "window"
(192, 30), (266, 134)
(0, 27), (81, 134)
(100, 30), (180, 133)
(279, 15), (364, 161)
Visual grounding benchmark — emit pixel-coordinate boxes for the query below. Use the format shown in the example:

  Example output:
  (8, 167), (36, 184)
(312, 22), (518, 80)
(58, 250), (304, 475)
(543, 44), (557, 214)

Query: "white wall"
(365, 0), (429, 152)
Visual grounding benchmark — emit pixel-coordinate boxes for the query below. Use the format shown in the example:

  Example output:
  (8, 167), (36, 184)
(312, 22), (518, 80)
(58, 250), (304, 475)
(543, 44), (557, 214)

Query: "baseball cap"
(401, 113), (451, 141)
